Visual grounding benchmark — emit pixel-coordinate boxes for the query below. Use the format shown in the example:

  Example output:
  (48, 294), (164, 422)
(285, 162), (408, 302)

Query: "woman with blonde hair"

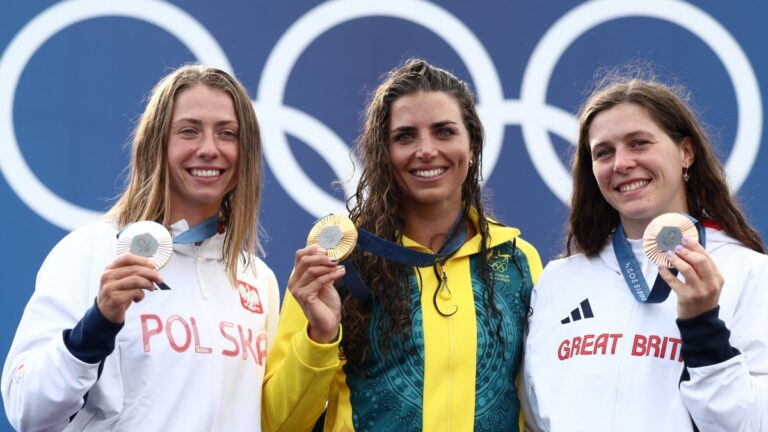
(2, 65), (279, 431)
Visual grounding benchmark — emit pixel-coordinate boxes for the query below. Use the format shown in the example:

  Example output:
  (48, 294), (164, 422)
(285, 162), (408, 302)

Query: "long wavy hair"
(567, 71), (764, 255)
(105, 65), (264, 282)
(341, 58), (501, 369)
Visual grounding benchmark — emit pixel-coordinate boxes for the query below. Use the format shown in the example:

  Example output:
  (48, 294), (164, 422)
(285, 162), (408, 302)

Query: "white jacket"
(522, 228), (768, 432)
(2, 220), (280, 431)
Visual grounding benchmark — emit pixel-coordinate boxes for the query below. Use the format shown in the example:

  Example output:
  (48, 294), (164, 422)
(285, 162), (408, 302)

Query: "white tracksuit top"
(2, 220), (279, 431)
(522, 228), (768, 432)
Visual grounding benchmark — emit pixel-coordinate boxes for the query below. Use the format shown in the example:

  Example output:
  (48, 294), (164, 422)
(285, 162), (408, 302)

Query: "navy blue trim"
(63, 299), (124, 364)
(340, 263), (371, 301)
(676, 306), (740, 368)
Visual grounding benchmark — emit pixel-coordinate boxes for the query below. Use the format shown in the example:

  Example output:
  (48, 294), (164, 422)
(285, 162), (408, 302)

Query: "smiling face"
(167, 84), (239, 224)
(388, 91), (472, 214)
(589, 103), (694, 238)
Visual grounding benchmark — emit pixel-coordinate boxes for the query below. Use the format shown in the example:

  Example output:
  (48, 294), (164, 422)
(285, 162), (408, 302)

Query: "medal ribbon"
(613, 213), (706, 303)
(341, 212), (467, 302)
(172, 215), (220, 244)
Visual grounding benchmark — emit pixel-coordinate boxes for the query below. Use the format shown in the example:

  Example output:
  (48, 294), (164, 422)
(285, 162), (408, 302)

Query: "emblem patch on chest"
(237, 280), (264, 314)
(489, 251), (512, 284)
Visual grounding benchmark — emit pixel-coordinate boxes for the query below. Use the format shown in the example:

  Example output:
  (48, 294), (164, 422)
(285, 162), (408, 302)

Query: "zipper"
(194, 245), (208, 299)
(193, 243), (218, 430)
(439, 268), (452, 300)
(438, 263), (454, 431)
(446, 314), (454, 431)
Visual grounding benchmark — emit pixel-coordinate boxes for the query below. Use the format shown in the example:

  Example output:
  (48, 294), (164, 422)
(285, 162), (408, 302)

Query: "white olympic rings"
(0, 0), (231, 230)
(257, 0), (505, 215)
(520, 0), (762, 203)
(0, 0), (761, 229)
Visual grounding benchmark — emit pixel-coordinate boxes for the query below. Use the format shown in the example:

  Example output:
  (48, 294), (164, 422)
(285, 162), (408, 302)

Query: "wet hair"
(341, 58), (502, 369)
(106, 64), (264, 282)
(567, 68), (764, 255)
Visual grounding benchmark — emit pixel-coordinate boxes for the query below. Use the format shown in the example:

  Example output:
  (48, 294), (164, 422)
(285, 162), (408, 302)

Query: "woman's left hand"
(658, 237), (725, 319)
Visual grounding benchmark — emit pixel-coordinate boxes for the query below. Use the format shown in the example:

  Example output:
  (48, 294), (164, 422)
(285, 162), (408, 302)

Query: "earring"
(683, 165), (690, 182)
(469, 159), (474, 167)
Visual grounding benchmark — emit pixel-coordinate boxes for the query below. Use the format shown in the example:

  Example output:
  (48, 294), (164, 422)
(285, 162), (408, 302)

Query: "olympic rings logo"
(0, 0), (761, 231)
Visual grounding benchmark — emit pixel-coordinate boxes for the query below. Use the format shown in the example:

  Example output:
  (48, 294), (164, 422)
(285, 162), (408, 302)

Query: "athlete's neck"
(402, 202), (466, 252)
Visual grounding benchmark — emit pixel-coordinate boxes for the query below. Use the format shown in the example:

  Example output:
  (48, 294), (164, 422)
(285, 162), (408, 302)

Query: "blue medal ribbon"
(340, 212), (467, 302)
(613, 213), (706, 303)
(172, 215), (220, 245)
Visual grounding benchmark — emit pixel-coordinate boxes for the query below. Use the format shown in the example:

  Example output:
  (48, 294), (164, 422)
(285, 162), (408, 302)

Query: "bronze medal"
(643, 213), (699, 267)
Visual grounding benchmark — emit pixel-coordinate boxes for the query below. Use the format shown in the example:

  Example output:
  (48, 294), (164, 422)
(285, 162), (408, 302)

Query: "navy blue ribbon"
(340, 212), (467, 302)
(613, 213), (706, 303)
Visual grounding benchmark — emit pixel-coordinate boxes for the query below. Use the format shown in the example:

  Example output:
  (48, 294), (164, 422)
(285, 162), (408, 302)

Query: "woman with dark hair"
(522, 73), (768, 431)
(263, 59), (542, 431)
(2, 65), (279, 430)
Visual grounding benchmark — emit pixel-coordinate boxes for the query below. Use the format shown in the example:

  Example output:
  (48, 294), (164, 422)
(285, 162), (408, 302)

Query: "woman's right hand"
(659, 237), (724, 320)
(288, 246), (346, 343)
(98, 253), (163, 324)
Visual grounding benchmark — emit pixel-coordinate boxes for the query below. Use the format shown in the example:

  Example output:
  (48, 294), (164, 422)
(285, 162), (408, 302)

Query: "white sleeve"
(679, 256), (768, 432)
(1, 227), (107, 431)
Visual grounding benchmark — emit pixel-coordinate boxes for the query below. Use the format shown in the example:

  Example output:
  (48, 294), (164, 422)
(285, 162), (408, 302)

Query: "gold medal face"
(306, 214), (358, 261)
(116, 221), (173, 269)
(643, 213), (699, 267)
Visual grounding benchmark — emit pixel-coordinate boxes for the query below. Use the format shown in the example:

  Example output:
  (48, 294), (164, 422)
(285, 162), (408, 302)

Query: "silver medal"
(116, 221), (173, 269)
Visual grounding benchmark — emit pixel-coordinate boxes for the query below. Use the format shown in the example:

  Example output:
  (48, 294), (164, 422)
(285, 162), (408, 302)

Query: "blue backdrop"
(1, 0), (766, 428)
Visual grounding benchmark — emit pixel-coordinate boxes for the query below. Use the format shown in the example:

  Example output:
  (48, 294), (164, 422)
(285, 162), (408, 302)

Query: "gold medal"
(643, 213), (699, 267)
(116, 221), (173, 269)
(306, 214), (358, 261)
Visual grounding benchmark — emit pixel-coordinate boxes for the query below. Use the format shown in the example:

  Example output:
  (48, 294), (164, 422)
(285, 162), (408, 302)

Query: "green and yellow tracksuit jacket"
(262, 214), (542, 431)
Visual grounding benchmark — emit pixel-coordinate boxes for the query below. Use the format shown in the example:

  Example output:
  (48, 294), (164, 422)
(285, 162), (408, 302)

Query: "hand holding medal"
(99, 222), (170, 324)
(649, 213), (725, 319)
(284, 216), (350, 344)
(643, 212), (700, 268)
(614, 212), (706, 304)
(116, 221), (174, 291)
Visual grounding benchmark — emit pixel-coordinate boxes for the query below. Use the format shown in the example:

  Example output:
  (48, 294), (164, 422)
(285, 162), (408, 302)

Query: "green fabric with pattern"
(344, 240), (533, 431)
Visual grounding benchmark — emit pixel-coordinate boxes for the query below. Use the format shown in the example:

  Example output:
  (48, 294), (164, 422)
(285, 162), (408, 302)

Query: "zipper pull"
(439, 269), (452, 300)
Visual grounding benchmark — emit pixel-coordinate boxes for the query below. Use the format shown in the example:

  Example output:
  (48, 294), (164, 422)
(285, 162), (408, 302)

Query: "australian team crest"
(237, 280), (263, 314)
(488, 250), (512, 284)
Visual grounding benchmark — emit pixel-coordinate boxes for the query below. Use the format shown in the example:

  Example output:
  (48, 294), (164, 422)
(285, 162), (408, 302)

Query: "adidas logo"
(560, 299), (594, 324)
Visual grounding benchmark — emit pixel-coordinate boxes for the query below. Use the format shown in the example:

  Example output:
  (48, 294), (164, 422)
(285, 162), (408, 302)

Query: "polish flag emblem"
(237, 280), (263, 314)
